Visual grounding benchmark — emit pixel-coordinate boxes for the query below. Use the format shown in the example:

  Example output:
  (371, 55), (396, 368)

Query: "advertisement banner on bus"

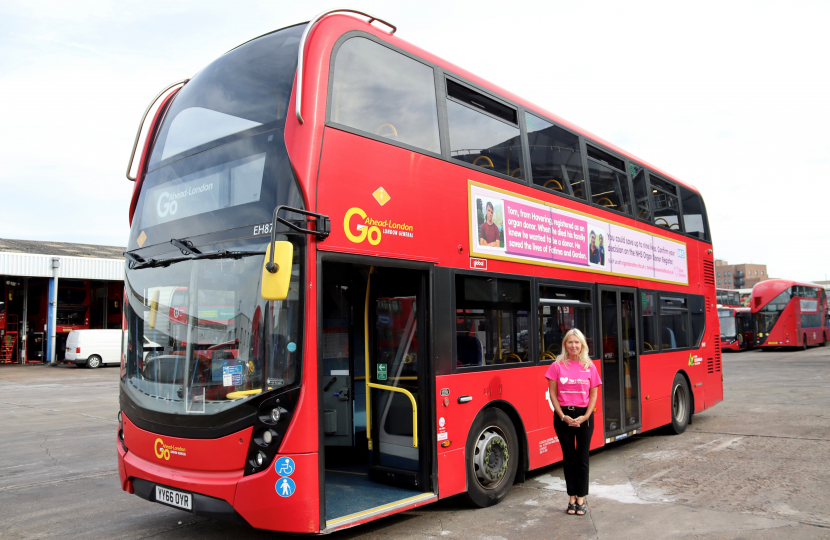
(468, 181), (688, 285)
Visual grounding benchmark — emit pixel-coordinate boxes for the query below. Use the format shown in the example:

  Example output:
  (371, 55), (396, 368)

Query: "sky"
(1, 0), (829, 281)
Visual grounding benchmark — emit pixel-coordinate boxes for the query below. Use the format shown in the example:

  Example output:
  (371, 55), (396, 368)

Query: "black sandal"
(566, 502), (576, 515)
(575, 499), (587, 516)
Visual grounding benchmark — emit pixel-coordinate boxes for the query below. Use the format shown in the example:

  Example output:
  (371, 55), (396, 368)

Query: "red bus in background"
(752, 279), (828, 349)
(718, 307), (753, 351)
(716, 288), (741, 308)
(117, 11), (722, 534)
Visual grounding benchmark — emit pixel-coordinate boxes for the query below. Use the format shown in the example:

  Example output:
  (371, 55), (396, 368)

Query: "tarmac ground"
(1, 345), (829, 539)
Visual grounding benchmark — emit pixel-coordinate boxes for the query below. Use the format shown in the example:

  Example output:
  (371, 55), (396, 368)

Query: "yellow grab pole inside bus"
(364, 267), (419, 449)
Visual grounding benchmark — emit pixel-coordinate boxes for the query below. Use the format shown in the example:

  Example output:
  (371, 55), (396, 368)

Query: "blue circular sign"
(287, 342), (297, 352)
(275, 477), (296, 497)
(274, 456), (295, 477)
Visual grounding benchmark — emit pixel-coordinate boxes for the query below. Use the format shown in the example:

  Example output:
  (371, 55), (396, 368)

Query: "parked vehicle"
(65, 329), (123, 368)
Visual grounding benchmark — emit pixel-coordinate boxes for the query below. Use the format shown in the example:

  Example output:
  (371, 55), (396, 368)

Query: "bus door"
(320, 261), (433, 528)
(599, 287), (642, 440)
(366, 267), (429, 489)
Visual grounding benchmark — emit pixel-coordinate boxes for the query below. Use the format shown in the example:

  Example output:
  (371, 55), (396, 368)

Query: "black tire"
(87, 355), (102, 369)
(463, 408), (519, 508)
(670, 374), (691, 434)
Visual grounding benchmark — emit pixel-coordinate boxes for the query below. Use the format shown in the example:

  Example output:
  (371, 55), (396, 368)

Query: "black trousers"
(553, 406), (594, 497)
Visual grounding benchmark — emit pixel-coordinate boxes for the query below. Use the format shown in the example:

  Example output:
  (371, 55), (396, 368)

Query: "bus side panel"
(436, 448), (466, 499)
(641, 397), (670, 432)
(763, 303), (796, 347)
(234, 453), (319, 533)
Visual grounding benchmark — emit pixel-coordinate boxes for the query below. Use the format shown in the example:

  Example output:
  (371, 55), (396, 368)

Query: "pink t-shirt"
(544, 360), (602, 407)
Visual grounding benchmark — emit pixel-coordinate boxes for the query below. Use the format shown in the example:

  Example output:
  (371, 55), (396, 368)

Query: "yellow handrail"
(367, 382), (418, 448)
(364, 267), (419, 449)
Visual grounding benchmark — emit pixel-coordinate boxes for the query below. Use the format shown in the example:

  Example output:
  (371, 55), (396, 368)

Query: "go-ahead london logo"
(343, 207), (414, 246)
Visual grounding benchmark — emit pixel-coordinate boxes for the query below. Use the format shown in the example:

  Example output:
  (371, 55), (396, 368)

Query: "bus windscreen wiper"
(126, 241), (263, 270)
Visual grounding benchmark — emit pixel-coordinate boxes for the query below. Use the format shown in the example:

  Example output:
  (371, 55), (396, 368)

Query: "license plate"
(155, 486), (192, 511)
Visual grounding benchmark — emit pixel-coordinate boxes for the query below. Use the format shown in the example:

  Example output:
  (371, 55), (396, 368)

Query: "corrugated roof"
(0, 238), (124, 259)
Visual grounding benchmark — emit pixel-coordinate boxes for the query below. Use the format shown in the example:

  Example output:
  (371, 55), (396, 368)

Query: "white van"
(65, 329), (123, 368)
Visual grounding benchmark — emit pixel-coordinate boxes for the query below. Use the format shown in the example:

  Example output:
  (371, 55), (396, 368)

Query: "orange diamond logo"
(373, 187), (391, 206)
(137, 231), (147, 247)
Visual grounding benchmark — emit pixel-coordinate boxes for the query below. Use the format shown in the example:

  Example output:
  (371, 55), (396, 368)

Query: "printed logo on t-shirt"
(563, 378), (590, 385)
(559, 377), (568, 384)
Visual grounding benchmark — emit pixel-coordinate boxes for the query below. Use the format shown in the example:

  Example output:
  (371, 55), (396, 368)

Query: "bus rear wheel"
(87, 355), (102, 369)
(670, 374), (691, 434)
(464, 408), (519, 508)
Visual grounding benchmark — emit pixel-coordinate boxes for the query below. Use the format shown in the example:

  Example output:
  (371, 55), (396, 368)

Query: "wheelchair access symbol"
(275, 456), (295, 477)
(276, 477), (296, 498)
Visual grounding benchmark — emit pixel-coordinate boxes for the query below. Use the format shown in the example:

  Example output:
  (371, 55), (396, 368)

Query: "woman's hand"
(564, 415), (580, 427)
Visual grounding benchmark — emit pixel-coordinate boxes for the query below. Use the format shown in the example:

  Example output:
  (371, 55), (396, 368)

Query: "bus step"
(368, 465), (420, 489)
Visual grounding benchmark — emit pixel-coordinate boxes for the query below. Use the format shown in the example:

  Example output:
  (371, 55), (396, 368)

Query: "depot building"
(0, 238), (124, 364)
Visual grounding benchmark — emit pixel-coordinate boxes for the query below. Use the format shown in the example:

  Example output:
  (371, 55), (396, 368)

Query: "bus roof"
(751, 279), (823, 312)
(316, 15), (701, 194)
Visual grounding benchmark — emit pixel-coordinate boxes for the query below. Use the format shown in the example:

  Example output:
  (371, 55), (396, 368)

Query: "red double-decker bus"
(752, 279), (828, 349)
(117, 11), (722, 533)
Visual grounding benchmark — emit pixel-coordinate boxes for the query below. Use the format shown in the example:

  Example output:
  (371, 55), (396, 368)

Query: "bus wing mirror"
(261, 241), (294, 301)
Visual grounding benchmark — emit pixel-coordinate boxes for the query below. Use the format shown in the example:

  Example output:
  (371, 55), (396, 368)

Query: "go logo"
(344, 207), (381, 246)
(157, 192), (178, 218)
(154, 438), (171, 460)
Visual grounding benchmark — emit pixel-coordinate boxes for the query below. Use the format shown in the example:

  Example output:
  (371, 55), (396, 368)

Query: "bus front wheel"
(670, 374), (691, 434)
(464, 407), (519, 508)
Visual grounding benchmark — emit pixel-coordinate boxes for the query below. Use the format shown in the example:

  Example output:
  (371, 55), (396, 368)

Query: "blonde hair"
(555, 328), (592, 370)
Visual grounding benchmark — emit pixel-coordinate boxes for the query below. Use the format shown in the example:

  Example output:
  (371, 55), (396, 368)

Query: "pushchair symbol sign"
(275, 456), (295, 477)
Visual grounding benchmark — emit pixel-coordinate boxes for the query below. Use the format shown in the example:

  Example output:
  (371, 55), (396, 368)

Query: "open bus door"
(599, 287), (642, 441)
(320, 260), (435, 530)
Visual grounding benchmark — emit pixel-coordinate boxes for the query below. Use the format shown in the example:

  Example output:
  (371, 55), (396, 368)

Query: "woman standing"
(545, 329), (602, 516)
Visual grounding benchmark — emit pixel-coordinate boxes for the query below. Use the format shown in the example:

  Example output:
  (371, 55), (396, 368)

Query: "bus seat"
(456, 335), (482, 366)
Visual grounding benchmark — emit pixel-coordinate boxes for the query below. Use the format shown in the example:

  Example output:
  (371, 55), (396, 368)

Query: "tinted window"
(149, 24), (303, 168)
(525, 113), (586, 199)
(538, 285), (594, 361)
(660, 295), (689, 349)
(641, 291), (658, 352)
(650, 173), (681, 231)
(455, 275), (530, 367)
(630, 163), (650, 220)
(331, 37), (440, 153)
(679, 186), (709, 240)
(587, 146), (632, 214)
(58, 288), (87, 305)
(447, 83), (523, 178)
(690, 295), (705, 347)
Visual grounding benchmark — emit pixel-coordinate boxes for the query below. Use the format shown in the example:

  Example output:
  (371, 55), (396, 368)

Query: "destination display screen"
(468, 181), (689, 285)
(141, 153), (266, 228)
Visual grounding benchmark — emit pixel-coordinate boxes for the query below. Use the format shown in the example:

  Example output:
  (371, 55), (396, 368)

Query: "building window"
(717, 280), (721, 285)
(717, 272), (721, 277)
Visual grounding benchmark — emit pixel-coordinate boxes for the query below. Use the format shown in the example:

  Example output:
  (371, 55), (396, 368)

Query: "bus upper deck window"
(446, 80), (523, 179)
(630, 163), (650, 221)
(679, 186), (710, 241)
(649, 174), (681, 232)
(525, 113), (586, 200)
(587, 146), (632, 215)
(331, 37), (440, 153)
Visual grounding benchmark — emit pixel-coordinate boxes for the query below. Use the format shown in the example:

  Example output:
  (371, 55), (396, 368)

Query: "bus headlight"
(270, 408), (281, 423)
(255, 451), (265, 467)
(262, 430), (273, 445)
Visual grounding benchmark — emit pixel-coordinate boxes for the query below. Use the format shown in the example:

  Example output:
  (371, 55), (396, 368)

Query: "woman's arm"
(575, 386), (598, 425)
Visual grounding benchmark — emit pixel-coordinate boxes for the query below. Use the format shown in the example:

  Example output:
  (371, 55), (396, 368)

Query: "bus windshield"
(754, 288), (791, 339)
(718, 310), (737, 338)
(147, 24), (304, 169)
(122, 237), (303, 417)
